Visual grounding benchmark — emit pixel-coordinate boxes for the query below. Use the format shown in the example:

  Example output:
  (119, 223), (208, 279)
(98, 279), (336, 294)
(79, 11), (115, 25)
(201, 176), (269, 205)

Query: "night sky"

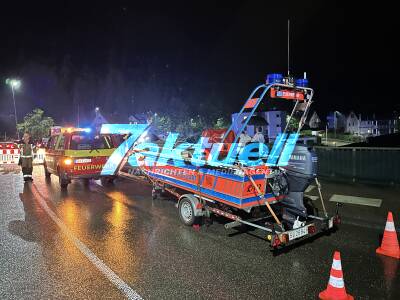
(0, 1), (397, 133)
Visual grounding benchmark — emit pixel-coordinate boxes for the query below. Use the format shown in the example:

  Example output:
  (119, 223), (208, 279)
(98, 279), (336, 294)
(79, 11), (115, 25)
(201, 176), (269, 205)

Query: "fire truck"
(43, 127), (119, 188)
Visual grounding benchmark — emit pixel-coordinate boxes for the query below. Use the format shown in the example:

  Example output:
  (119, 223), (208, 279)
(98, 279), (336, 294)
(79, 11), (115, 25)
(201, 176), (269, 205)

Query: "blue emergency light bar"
(296, 78), (309, 87)
(266, 73), (283, 84)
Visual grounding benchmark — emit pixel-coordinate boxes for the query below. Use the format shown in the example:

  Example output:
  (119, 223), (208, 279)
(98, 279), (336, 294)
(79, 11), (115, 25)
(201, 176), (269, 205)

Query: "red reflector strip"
(272, 235), (281, 247)
(244, 98), (259, 109)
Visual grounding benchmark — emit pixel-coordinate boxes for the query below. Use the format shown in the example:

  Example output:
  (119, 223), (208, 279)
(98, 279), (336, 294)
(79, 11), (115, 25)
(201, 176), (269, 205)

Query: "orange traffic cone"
(376, 211), (400, 259)
(319, 251), (353, 300)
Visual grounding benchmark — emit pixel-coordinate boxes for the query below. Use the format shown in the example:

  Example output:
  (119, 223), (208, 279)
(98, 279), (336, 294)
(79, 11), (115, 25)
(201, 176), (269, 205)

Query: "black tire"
(44, 163), (51, 179)
(178, 197), (196, 226)
(59, 176), (69, 189)
(58, 168), (69, 189)
(100, 176), (115, 186)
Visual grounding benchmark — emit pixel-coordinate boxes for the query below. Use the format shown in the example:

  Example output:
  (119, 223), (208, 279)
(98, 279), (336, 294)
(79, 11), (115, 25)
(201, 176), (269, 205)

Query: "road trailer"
(116, 73), (340, 249)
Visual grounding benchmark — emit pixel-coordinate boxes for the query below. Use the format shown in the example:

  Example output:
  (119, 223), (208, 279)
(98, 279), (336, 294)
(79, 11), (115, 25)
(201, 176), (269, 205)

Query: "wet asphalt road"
(0, 165), (399, 299)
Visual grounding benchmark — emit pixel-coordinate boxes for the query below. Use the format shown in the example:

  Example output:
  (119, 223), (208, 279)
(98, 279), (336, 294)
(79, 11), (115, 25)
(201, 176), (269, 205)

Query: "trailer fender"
(178, 194), (204, 217)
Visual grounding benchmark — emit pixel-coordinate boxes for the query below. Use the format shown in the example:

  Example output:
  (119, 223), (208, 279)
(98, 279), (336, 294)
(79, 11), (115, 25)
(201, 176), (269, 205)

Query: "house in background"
(345, 112), (362, 135)
(377, 119), (397, 135)
(345, 112), (397, 136)
(128, 113), (150, 124)
(231, 110), (286, 141)
(308, 111), (322, 129)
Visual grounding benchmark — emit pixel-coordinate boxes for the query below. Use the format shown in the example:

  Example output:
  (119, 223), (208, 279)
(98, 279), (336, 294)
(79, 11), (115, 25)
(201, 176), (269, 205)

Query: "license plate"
(288, 226), (308, 241)
(75, 158), (92, 164)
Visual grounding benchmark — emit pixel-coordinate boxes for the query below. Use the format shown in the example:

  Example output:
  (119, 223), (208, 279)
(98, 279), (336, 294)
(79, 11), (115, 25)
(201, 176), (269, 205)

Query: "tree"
(156, 114), (174, 134)
(189, 115), (207, 133)
(17, 109), (54, 140)
(214, 117), (230, 129)
(286, 115), (300, 130)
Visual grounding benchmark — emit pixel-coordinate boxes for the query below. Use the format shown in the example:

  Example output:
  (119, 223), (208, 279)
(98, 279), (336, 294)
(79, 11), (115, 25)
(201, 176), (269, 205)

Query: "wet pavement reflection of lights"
(59, 199), (80, 229)
(56, 198), (87, 268)
(104, 191), (141, 281)
(107, 193), (129, 229)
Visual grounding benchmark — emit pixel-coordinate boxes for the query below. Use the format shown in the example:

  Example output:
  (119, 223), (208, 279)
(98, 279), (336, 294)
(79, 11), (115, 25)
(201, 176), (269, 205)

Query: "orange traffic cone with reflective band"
(319, 251), (354, 300)
(376, 211), (400, 259)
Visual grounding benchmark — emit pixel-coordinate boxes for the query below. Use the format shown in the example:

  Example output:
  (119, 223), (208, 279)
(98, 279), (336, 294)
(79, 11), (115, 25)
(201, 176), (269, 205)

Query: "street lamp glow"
(5, 78), (21, 139)
(6, 78), (21, 90)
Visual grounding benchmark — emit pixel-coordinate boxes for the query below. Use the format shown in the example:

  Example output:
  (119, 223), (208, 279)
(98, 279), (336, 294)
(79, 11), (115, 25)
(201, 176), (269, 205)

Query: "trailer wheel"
(178, 197), (196, 226)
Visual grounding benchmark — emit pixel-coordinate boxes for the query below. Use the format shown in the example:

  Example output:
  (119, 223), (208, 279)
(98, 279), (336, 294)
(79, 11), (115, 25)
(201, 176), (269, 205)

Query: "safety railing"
(315, 146), (400, 185)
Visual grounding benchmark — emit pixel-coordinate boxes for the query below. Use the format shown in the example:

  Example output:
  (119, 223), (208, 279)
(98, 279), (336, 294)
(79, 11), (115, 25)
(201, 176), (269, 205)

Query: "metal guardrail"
(315, 146), (400, 185)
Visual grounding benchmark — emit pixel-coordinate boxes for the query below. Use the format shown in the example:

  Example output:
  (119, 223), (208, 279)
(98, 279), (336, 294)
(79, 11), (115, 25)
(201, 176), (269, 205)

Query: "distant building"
(345, 112), (397, 136)
(376, 119), (398, 135)
(128, 113), (149, 124)
(264, 111), (287, 139)
(359, 119), (378, 136)
(345, 112), (361, 135)
(231, 110), (286, 141)
(308, 111), (322, 129)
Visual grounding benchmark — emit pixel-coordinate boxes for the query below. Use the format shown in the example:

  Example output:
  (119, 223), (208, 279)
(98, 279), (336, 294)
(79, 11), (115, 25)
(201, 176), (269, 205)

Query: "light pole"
(5, 78), (21, 139)
(333, 111), (341, 140)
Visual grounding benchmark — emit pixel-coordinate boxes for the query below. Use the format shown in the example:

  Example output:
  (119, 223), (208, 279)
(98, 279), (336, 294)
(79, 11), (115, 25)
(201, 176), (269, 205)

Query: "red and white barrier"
(33, 148), (46, 164)
(0, 143), (20, 165)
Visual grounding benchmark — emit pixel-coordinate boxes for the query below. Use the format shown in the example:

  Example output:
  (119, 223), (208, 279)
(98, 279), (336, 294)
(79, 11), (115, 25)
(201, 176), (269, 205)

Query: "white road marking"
(31, 184), (142, 300)
(329, 194), (382, 207)
(305, 185), (315, 193)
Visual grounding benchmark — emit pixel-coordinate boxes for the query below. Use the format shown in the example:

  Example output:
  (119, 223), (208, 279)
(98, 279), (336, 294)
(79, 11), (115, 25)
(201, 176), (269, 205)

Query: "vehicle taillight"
(279, 233), (289, 244)
(333, 215), (341, 225)
(272, 235), (281, 248)
(308, 225), (316, 234)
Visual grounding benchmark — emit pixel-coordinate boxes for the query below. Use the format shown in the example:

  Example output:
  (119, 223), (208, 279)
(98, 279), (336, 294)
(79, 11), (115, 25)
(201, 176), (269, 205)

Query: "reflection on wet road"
(1, 166), (399, 299)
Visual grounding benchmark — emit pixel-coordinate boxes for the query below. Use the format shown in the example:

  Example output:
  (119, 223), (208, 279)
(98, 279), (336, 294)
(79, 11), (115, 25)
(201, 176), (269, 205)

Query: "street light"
(5, 78), (21, 139)
(333, 111), (342, 140)
(95, 107), (100, 118)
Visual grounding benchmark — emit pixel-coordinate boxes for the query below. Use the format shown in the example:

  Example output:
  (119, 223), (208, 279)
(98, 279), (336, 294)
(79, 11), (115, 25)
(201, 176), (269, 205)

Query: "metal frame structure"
(221, 82), (314, 144)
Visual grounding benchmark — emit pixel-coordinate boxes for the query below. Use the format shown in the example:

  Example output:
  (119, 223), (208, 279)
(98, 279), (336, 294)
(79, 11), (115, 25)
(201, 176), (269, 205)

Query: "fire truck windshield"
(70, 133), (113, 150)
